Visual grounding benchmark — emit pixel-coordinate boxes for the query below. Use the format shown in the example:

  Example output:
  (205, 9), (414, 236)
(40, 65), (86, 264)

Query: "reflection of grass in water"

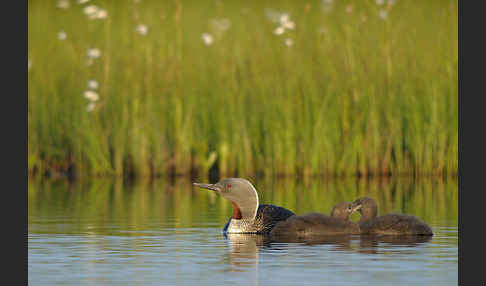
(28, 177), (457, 235)
(28, 1), (457, 178)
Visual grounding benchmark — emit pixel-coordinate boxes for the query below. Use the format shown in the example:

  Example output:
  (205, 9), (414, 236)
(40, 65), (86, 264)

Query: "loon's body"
(269, 202), (360, 239)
(224, 204), (295, 234)
(194, 178), (295, 234)
(350, 197), (433, 236)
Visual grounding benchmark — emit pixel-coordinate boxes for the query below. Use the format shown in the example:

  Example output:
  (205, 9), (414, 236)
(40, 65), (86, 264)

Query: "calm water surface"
(28, 177), (458, 286)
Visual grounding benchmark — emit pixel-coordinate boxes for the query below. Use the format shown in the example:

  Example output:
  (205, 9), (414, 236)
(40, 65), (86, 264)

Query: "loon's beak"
(349, 202), (362, 213)
(193, 183), (222, 192)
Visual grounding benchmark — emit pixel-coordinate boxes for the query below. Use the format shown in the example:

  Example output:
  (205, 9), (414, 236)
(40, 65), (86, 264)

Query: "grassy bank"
(28, 0), (458, 178)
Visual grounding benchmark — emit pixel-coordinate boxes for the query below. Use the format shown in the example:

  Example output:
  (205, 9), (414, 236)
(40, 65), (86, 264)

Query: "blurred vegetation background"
(28, 0), (457, 179)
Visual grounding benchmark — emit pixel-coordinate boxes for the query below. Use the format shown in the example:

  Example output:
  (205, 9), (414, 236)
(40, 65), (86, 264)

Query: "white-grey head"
(193, 178), (259, 221)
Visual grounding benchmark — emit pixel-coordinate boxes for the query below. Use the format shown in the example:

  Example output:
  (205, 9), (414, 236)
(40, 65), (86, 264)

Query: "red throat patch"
(231, 202), (242, 219)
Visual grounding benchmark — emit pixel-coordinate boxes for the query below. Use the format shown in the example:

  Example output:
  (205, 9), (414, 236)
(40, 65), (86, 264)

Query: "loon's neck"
(358, 211), (377, 224)
(224, 205), (265, 234)
(229, 185), (259, 221)
(231, 202), (243, 219)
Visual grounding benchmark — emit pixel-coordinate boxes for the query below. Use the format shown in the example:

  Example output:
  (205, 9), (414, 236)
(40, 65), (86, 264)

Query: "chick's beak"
(349, 202), (362, 213)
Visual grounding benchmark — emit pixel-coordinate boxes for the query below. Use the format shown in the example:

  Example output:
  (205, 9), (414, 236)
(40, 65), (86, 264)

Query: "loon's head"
(330, 202), (353, 221)
(349, 197), (378, 221)
(193, 178), (259, 221)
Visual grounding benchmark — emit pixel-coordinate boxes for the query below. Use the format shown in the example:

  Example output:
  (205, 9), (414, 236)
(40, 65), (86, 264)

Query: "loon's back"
(223, 204), (295, 234)
(359, 214), (433, 235)
(270, 213), (360, 239)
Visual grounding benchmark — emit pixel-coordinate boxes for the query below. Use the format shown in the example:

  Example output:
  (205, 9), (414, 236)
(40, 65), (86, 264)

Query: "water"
(28, 177), (458, 286)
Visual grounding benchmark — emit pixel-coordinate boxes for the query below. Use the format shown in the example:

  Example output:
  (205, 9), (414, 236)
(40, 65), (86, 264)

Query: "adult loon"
(193, 178), (295, 234)
(349, 197), (433, 236)
(269, 202), (360, 238)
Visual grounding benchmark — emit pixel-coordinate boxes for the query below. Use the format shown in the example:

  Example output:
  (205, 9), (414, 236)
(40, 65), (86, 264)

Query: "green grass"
(28, 0), (458, 178)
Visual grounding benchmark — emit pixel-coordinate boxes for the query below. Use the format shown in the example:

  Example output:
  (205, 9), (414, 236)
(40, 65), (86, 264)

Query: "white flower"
(86, 102), (96, 112)
(277, 12), (295, 30)
(95, 9), (108, 19)
(87, 48), (101, 59)
(202, 33), (213, 46)
(58, 31), (67, 41)
(376, 0), (385, 5)
(83, 5), (99, 19)
(274, 26), (285, 35)
(272, 13), (294, 36)
(282, 21), (295, 30)
(83, 5), (97, 15)
(84, 6), (107, 20)
(136, 24), (148, 36)
(379, 9), (388, 20)
(87, 80), (99, 90)
(279, 13), (289, 25)
(284, 38), (293, 47)
(77, 0), (90, 4)
(84, 90), (99, 101)
(57, 0), (70, 9)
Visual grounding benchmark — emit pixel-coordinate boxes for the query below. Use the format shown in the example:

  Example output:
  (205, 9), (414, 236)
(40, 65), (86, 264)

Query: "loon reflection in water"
(223, 233), (432, 266)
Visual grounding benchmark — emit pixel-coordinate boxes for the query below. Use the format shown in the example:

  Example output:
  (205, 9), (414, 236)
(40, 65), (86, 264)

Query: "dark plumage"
(269, 202), (360, 239)
(350, 197), (433, 236)
(223, 204), (296, 234)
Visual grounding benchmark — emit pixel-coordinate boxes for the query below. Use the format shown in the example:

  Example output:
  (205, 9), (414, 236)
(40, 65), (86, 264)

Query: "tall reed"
(28, 0), (458, 178)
